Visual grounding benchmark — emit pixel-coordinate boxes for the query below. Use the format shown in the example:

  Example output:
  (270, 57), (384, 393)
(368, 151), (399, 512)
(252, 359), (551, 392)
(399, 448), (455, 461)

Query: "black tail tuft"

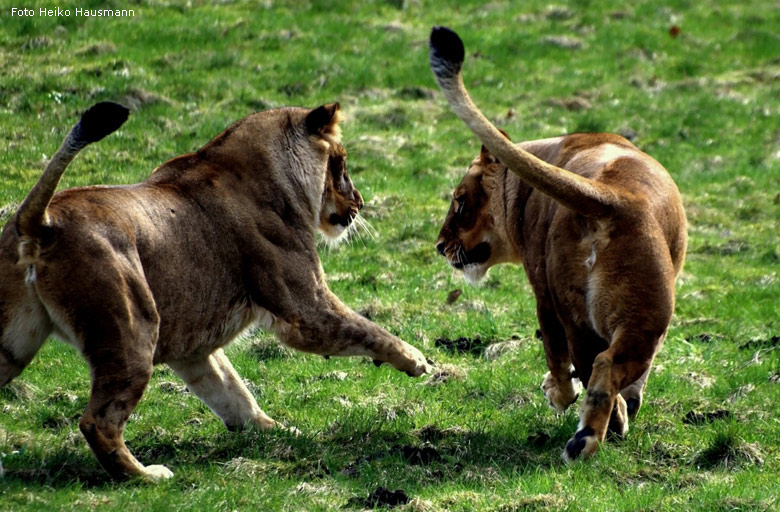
(429, 26), (465, 80)
(73, 101), (130, 145)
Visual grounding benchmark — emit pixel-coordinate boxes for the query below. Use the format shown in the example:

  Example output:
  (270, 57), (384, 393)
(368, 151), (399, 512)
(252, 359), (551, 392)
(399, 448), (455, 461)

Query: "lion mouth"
(329, 207), (359, 228)
(446, 241), (492, 269)
(329, 213), (350, 227)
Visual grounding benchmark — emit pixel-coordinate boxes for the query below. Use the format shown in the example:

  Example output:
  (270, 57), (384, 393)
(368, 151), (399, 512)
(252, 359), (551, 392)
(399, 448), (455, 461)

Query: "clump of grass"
(0, 380), (38, 402)
(695, 426), (764, 469)
(247, 333), (292, 361)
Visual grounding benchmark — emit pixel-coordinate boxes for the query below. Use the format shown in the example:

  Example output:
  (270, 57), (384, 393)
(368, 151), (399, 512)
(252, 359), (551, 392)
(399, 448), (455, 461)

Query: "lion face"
(435, 147), (519, 283)
(318, 143), (364, 241)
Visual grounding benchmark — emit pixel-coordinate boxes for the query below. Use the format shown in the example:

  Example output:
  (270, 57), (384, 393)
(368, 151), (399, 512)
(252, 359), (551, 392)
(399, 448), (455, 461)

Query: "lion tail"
(15, 102), (129, 264)
(429, 26), (617, 218)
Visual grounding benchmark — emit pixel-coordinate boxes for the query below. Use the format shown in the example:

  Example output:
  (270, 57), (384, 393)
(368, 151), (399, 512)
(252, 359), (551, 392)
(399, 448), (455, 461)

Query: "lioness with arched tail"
(429, 27), (687, 461)
(0, 102), (431, 480)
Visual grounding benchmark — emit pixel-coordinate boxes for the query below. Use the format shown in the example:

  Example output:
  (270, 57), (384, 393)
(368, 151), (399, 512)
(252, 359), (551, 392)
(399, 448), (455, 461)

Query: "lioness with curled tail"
(429, 27), (687, 461)
(0, 102), (430, 481)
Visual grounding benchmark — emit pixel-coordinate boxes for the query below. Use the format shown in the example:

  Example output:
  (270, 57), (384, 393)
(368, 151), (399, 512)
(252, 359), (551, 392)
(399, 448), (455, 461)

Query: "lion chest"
(153, 300), (280, 364)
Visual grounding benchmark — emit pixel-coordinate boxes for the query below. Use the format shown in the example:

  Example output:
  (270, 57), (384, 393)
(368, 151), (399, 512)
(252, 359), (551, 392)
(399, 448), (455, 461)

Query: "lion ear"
(306, 103), (343, 140)
(480, 129), (510, 163)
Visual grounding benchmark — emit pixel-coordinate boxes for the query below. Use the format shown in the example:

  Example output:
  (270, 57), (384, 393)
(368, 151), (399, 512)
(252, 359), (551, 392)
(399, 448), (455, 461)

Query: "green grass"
(1, 0), (779, 510)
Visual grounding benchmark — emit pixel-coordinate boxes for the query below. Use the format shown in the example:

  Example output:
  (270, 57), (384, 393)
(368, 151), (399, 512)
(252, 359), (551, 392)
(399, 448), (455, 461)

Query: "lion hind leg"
(619, 366), (651, 420)
(168, 349), (280, 431)
(79, 348), (171, 481)
(38, 247), (167, 480)
(619, 331), (664, 420)
(542, 368), (582, 413)
(562, 328), (659, 462)
(608, 394), (629, 438)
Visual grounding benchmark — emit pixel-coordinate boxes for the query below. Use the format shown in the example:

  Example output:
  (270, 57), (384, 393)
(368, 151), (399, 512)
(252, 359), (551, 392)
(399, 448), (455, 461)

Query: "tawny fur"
(430, 27), (687, 462)
(0, 102), (430, 481)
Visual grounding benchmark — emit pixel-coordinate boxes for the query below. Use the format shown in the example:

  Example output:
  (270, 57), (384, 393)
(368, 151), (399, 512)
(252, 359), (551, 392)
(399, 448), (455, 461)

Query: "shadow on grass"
(2, 418), (580, 489)
(3, 451), (116, 489)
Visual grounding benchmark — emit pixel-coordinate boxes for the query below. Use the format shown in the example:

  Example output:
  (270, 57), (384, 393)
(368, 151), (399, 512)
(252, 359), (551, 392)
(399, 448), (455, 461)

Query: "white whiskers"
(352, 213), (377, 240)
(317, 213), (376, 250)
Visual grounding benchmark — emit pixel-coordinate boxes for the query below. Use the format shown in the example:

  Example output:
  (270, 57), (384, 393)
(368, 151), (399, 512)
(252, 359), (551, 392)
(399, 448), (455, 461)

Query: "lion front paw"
(141, 464), (174, 481)
(389, 342), (432, 377)
(369, 336), (433, 377)
(541, 371), (582, 412)
(408, 346), (434, 377)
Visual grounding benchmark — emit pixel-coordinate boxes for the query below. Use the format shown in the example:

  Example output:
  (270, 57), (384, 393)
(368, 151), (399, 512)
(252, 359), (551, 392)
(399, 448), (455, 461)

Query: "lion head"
(318, 142), (365, 242)
(435, 141), (521, 284)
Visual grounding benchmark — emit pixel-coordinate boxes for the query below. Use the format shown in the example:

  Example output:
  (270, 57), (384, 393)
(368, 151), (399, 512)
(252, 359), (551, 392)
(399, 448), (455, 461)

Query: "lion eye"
(330, 155), (344, 173)
(454, 195), (466, 215)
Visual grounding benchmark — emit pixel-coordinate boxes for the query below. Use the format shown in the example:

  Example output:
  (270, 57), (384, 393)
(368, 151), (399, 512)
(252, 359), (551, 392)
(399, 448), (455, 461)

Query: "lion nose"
(435, 241), (446, 256)
(354, 190), (364, 210)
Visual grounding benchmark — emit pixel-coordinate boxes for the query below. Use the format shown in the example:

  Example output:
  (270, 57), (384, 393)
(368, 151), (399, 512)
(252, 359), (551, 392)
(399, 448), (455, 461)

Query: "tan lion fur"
(430, 27), (687, 462)
(0, 103), (430, 481)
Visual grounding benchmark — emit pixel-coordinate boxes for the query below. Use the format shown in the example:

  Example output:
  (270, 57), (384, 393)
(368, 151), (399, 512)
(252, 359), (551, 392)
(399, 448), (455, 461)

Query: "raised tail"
(429, 26), (616, 218)
(15, 101), (129, 246)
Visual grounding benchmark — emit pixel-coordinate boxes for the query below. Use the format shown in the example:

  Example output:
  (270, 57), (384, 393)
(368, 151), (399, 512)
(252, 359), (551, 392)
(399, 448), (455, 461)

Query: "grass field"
(1, 0), (779, 510)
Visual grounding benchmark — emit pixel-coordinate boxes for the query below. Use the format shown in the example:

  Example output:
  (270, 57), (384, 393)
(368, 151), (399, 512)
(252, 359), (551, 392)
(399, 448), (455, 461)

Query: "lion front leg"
(275, 292), (431, 377)
(362, 327), (432, 377)
(168, 349), (281, 431)
(538, 306), (581, 412)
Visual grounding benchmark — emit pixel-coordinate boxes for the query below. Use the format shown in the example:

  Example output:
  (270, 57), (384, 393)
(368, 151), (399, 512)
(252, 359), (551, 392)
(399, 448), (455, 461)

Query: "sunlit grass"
(1, 0), (778, 510)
